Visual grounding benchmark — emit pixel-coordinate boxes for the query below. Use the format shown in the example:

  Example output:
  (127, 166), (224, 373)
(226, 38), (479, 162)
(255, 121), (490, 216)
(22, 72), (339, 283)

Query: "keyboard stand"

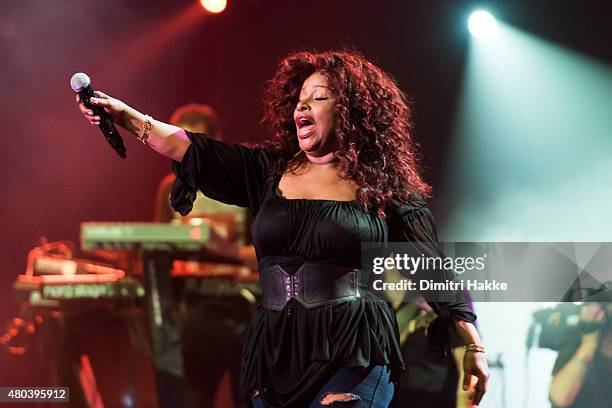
(141, 249), (187, 408)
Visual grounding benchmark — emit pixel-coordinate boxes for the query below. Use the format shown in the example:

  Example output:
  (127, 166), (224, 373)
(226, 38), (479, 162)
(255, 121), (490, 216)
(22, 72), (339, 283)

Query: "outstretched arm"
(76, 91), (190, 161)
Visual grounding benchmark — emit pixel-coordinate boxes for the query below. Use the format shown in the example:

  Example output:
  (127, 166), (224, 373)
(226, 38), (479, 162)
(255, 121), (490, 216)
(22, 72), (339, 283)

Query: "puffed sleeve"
(388, 195), (477, 356)
(170, 131), (272, 216)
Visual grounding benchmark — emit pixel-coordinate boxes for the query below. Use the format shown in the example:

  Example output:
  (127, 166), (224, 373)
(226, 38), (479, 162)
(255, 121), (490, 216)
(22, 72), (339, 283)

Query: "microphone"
(70, 73), (127, 159)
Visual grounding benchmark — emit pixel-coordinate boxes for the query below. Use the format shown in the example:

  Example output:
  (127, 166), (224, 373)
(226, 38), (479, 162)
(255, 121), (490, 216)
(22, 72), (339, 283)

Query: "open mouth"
(296, 116), (315, 138)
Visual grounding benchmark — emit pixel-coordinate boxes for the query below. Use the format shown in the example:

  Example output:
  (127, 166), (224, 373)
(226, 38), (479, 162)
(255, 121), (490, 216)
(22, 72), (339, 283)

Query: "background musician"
(548, 302), (612, 408)
(157, 103), (258, 408)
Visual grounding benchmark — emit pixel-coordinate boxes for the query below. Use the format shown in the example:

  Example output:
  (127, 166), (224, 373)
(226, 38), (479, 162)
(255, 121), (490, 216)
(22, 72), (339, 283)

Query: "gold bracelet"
(137, 114), (153, 144)
(464, 343), (486, 353)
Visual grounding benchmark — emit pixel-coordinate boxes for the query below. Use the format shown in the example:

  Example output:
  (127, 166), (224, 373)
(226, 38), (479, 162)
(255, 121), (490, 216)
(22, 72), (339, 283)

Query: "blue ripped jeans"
(251, 365), (395, 407)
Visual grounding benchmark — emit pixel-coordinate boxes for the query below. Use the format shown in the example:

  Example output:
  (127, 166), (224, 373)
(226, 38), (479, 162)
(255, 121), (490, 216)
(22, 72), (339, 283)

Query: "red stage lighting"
(200, 0), (227, 14)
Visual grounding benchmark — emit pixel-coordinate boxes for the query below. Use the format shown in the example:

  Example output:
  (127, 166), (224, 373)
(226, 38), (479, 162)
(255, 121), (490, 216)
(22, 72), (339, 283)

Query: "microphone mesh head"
(70, 73), (91, 92)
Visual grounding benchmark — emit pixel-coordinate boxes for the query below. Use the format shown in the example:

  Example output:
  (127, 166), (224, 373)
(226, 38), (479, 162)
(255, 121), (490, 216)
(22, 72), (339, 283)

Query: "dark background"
(0, 0), (610, 371)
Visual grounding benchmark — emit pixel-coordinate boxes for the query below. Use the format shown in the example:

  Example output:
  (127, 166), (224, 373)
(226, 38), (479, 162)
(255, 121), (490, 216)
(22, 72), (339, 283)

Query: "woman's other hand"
(463, 349), (489, 406)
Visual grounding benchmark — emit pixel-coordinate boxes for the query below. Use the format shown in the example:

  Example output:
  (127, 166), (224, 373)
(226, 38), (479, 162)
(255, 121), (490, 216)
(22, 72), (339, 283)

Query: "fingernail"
(90, 98), (97, 103)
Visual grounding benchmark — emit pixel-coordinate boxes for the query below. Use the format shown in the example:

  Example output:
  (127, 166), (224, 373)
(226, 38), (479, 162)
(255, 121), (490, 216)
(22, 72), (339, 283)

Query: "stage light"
(200, 0), (227, 14)
(468, 10), (497, 39)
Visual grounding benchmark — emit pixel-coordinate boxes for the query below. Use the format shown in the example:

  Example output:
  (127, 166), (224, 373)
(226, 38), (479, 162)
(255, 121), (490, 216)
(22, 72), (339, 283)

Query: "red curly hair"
(261, 50), (431, 216)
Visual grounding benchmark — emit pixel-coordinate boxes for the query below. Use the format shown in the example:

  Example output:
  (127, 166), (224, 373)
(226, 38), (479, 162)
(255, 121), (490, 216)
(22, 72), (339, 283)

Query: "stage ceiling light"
(200, 0), (227, 14)
(468, 10), (497, 39)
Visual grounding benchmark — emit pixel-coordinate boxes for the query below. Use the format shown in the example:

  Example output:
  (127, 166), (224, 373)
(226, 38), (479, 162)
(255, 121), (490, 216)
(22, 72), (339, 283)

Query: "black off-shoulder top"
(171, 132), (476, 408)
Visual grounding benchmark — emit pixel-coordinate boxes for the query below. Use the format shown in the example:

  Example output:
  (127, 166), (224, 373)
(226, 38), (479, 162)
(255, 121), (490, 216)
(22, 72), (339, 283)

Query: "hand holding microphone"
(70, 73), (128, 158)
(71, 72), (192, 162)
(76, 90), (125, 126)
